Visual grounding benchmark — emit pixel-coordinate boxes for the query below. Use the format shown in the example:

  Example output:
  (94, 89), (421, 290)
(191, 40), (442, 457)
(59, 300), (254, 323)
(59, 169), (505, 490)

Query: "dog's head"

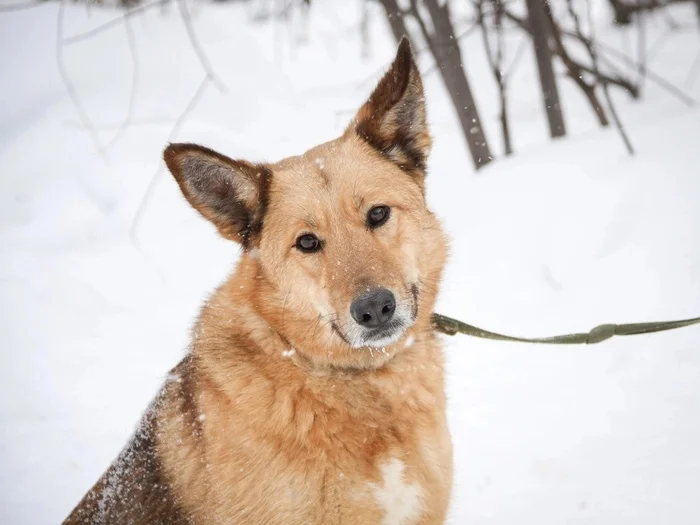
(164, 39), (448, 370)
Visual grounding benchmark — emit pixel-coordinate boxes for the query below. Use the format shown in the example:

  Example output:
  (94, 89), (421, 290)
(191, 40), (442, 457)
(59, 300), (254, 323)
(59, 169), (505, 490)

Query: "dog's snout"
(350, 288), (396, 328)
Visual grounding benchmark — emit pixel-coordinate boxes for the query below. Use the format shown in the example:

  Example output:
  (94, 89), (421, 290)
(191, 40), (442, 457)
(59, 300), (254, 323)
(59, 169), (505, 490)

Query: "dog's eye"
(367, 205), (390, 228)
(296, 233), (322, 253)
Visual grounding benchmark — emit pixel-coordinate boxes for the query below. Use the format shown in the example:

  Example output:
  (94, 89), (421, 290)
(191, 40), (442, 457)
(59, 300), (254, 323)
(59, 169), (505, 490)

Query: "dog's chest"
(317, 454), (426, 525)
(366, 458), (423, 525)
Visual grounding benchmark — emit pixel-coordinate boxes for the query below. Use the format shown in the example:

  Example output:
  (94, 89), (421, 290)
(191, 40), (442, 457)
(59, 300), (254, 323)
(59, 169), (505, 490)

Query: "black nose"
(350, 288), (396, 328)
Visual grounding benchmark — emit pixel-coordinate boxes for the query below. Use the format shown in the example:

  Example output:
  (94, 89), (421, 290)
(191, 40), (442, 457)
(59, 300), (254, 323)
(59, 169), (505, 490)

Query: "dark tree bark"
(607, 0), (691, 25)
(413, 0), (493, 168)
(379, 0), (493, 169)
(379, 0), (409, 44)
(525, 0), (566, 138)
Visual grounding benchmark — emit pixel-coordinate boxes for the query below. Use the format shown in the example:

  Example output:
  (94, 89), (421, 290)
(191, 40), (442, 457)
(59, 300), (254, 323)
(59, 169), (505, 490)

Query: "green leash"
(431, 313), (700, 345)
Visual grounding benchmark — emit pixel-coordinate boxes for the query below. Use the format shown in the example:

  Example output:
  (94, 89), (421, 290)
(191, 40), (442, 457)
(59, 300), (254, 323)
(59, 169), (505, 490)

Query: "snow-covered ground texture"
(1, 0), (700, 523)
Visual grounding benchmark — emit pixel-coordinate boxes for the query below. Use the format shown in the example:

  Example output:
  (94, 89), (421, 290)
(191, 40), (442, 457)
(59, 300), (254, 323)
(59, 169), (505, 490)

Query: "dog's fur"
(64, 38), (452, 525)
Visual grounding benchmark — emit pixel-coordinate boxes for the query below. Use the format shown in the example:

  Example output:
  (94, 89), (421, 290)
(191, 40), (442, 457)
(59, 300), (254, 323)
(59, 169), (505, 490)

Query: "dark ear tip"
(163, 142), (202, 169)
(163, 142), (187, 156)
(163, 143), (192, 177)
(397, 36), (413, 56)
(394, 36), (418, 75)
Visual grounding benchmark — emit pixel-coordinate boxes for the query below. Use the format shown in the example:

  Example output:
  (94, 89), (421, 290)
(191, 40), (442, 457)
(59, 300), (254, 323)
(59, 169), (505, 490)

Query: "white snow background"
(1, 0), (700, 523)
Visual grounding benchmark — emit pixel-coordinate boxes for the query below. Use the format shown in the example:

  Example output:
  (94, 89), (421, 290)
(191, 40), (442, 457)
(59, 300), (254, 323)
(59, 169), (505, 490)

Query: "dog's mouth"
(332, 318), (411, 349)
(358, 319), (409, 348)
(332, 305), (416, 349)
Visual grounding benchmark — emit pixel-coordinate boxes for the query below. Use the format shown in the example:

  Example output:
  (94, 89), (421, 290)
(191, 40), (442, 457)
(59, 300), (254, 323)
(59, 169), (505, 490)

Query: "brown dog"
(64, 37), (452, 525)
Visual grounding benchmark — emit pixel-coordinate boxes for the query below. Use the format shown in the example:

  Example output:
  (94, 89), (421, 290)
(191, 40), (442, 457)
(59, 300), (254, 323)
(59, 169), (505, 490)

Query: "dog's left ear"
(350, 37), (430, 178)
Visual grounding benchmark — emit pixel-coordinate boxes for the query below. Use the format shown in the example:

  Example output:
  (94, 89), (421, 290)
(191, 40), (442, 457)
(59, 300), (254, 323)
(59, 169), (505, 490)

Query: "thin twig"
(478, 0), (512, 155)
(65, 116), (174, 131)
(130, 76), (209, 245)
(504, 8), (638, 98)
(413, 21), (479, 58)
(177, 0), (226, 94)
(504, 8), (695, 107)
(63, 0), (164, 45)
(686, 49), (700, 87)
(646, 26), (673, 64)
(104, 13), (139, 151)
(420, 20), (480, 77)
(502, 34), (527, 82)
(597, 41), (696, 105)
(0, 0), (46, 11)
(637, 4), (647, 91)
(580, 0), (635, 155)
(56, 0), (103, 155)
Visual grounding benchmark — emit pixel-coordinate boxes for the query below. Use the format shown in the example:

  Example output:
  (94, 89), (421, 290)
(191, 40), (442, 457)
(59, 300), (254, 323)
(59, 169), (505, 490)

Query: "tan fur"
(64, 38), (452, 525)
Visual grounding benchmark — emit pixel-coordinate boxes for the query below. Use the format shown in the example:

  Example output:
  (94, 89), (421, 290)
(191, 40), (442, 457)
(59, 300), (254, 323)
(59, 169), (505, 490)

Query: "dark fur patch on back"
(62, 389), (193, 525)
(177, 354), (203, 441)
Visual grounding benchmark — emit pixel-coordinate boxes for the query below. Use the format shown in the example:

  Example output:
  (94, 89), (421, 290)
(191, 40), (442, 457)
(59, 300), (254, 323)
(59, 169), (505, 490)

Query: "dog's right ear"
(163, 143), (271, 247)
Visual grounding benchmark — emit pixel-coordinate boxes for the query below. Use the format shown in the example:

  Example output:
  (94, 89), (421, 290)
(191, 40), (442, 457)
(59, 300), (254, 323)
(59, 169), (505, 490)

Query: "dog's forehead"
(269, 137), (389, 202)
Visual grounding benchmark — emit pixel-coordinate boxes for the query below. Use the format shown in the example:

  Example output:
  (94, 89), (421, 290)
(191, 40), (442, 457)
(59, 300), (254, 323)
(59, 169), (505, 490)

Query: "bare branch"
(63, 0), (164, 45)
(478, 0), (512, 155)
(56, 0), (103, 155)
(554, 12), (696, 105)
(597, 41), (696, 106)
(576, 0), (634, 154)
(502, 34), (527, 82)
(607, 0), (689, 26)
(687, 49), (700, 87)
(637, 4), (647, 90)
(130, 76), (210, 244)
(0, 0), (46, 12)
(104, 13), (139, 151)
(65, 116), (174, 131)
(177, 0), (226, 94)
(505, 9), (637, 93)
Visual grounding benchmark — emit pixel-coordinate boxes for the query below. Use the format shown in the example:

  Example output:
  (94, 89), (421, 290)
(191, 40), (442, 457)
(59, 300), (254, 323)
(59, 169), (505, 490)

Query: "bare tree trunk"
(379, 0), (493, 169)
(378, 0), (409, 43)
(413, 0), (493, 168)
(525, 0), (566, 138)
(608, 0), (691, 25)
(608, 0), (633, 24)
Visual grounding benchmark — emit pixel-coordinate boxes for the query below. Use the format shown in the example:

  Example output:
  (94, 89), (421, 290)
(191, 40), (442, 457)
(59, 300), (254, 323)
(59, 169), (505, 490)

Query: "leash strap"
(431, 313), (700, 345)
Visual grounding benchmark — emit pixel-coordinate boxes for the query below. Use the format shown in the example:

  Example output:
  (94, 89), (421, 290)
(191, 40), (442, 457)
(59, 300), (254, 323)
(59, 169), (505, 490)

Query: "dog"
(64, 37), (452, 525)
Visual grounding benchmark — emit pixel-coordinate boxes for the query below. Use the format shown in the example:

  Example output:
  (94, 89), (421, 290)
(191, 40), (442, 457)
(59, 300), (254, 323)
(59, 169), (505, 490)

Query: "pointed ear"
(163, 143), (271, 247)
(350, 37), (431, 177)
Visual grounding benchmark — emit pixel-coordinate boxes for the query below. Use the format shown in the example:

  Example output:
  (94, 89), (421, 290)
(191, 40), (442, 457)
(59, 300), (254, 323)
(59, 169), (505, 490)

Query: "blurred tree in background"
(7, 0), (698, 169)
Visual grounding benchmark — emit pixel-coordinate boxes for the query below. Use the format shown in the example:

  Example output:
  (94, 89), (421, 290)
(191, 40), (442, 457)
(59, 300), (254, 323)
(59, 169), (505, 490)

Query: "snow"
(1, 1), (699, 524)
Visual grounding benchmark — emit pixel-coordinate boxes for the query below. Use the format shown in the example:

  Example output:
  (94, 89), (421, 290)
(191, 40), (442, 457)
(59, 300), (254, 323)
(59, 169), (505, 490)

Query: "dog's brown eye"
(296, 234), (321, 253)
(367, 205), (390, 228)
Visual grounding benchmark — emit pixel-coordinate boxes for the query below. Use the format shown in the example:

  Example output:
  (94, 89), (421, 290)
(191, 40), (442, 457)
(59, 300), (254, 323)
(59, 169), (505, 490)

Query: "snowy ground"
(1, 1), (700, 523)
